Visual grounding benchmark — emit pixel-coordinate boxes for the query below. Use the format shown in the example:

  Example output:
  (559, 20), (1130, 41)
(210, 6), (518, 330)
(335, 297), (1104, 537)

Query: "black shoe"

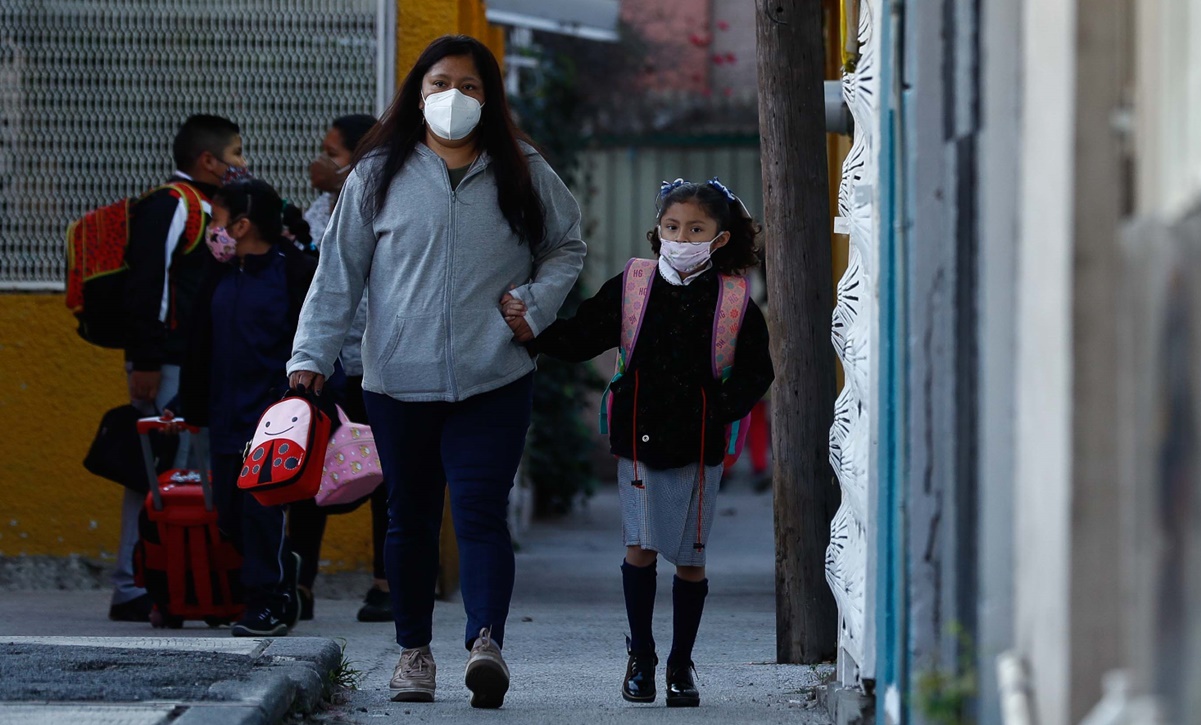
(231, 604), (289, 637)
(622, 647), (658, 703)
(357, 586), (393, 623)
(109, 594), (153, 622)
(665, 661), (700, 707)
(298, 588), (314, 622)
(281, 553), (302, 628)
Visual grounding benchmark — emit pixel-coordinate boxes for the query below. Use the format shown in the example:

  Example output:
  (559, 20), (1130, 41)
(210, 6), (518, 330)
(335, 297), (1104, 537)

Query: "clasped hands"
(288, 289), (534, 395)
(500, 290), (533, 343)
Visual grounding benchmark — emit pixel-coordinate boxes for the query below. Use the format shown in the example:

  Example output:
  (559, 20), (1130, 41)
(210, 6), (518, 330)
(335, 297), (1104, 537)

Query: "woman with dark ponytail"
(178, 177), (318, 637)
(287, 35), (586, 709)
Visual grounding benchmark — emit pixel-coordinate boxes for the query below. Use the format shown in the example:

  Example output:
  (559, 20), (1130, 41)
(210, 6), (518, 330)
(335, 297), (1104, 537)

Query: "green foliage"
(325, 640), (363, 696)
(510, 46), (604, 517)
(914, 624), (978, 725)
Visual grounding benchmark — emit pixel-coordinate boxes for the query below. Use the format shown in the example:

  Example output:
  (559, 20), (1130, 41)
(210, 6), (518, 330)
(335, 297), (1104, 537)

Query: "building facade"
(823, 0), (1200, 722)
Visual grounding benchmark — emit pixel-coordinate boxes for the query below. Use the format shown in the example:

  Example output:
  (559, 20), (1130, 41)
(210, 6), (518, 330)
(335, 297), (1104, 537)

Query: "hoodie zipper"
(440, 151), (487, 400)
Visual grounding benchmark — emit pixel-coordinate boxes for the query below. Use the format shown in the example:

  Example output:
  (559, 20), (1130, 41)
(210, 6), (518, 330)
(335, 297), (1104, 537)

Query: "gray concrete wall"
(1065, 0), (1131, 717)
(900, 1), (981, 719)
(975, 0), (1021, 721)
(1014, 2), (1076, 723)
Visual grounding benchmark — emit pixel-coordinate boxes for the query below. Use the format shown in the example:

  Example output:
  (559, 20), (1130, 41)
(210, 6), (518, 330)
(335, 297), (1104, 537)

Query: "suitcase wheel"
(150, 606), (184, 630)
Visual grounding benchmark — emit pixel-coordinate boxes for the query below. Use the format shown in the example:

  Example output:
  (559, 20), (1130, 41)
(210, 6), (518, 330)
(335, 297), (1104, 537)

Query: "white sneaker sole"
(390, 687), (435, 703)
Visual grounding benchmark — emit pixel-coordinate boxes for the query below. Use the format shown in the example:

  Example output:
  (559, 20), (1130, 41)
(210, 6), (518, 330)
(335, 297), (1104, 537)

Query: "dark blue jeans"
(365, 373), (533, 651)
(212, 452), (291, 605)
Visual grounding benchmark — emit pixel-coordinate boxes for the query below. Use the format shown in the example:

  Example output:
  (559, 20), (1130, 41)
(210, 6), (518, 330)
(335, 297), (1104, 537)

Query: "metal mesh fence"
(0, 0), (381, 290)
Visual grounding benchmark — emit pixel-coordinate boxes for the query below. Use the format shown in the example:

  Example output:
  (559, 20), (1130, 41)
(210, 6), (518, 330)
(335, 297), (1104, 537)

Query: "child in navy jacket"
(179, 178), (317, 636)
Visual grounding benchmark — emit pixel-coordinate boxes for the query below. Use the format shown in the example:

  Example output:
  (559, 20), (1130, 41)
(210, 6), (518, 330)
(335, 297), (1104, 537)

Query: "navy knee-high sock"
(668, 576), (709, 668)
(621, 560), (657, 654)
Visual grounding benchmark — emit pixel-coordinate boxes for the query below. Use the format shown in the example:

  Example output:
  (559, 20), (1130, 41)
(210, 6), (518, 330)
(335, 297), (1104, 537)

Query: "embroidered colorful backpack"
(65, 182), (207, 348)
(238, 390), (332, 506)
(599, 257), (752, 460)
(315, 406), (384, 508)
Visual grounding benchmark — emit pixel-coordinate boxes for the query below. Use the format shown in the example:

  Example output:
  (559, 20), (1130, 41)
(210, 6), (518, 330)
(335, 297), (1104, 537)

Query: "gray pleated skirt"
(616, 457), (724, 567)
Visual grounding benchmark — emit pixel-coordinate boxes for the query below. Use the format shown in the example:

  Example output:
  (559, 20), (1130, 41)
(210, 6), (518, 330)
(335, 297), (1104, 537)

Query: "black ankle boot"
(622, 644), (658, 703)
(665, 661), (699, 707)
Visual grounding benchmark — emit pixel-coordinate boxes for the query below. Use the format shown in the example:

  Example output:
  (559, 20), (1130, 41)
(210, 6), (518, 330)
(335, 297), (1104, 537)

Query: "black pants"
(289, 375), (388, 588)
(212, 452), (290, 602)
(366, 373), (534, 650)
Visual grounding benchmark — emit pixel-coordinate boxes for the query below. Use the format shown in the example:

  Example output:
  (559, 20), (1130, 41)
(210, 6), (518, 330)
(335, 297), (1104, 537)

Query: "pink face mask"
(205, 226), (237, 262)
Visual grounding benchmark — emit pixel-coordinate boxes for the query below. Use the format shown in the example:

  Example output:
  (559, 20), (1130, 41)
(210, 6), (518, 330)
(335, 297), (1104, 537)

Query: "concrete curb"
(820, 684), (876, 725)
(178, 637), (343, 725)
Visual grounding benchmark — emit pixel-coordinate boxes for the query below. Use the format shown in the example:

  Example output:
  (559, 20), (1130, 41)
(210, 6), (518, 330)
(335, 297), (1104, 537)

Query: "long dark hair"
(353, 35), (545, 245)
(647, 181), (762, 275)
(214, 178), (312, 249)
(332, 113), (377, 155)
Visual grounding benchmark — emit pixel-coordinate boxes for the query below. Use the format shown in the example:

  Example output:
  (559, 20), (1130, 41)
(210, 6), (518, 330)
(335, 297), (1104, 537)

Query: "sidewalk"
(0, 480), (833, 724)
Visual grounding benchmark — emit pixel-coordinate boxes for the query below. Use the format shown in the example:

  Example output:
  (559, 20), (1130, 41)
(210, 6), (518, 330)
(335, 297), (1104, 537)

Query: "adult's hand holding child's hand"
(500, 293), (534, 343)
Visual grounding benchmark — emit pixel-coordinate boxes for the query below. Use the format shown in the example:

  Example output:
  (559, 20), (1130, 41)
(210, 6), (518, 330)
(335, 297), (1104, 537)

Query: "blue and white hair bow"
(707, 176), (753, 220)
(657, 176), (752, 221)
(658, 178), (687, 200)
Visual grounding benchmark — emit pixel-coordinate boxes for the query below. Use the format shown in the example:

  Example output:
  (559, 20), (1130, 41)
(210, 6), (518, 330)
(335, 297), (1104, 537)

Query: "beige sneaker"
(464, 627), (510, 709)
(390, 645), (436, 702)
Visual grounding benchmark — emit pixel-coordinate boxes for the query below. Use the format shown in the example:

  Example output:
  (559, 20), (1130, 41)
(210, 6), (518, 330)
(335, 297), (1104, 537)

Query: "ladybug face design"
(258, 399), (311, 440)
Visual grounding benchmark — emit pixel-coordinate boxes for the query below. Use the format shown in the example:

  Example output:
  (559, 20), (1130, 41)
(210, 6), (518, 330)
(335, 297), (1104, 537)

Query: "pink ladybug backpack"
(238, 390), (332, 506)
(599, 258), (752, 460)
(316, 406), (384, 508)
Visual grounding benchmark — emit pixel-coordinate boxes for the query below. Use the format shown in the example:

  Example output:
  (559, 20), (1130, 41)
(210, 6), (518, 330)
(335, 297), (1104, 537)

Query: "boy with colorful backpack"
(66, 114), (246, 621)
(514, 178), (774, 707)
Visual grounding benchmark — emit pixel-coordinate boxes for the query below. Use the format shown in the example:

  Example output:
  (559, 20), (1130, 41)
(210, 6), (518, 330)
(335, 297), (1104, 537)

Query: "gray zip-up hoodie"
(287, 142), (586, 401)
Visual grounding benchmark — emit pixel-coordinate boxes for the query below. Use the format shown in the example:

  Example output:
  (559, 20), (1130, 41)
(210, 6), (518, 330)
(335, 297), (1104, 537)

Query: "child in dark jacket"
(516, 178), (774, 707)
(179, 178), (317, 636)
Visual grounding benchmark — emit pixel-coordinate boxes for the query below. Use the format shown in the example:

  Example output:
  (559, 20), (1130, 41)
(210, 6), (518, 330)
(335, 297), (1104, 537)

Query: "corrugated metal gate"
(0, 0), (383, 290)
(574, 142), (764, 295)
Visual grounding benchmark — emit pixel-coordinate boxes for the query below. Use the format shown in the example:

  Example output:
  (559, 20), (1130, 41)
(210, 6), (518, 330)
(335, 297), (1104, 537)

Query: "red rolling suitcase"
(132, 417), (244, 628)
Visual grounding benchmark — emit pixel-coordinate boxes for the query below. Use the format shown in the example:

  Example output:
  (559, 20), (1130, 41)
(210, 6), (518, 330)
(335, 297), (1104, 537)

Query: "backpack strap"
(162, 182), (209, 254)
(712, 273), (750, 379)
(599, 258), (657, 434)
(713, 274), (751, 454)
(619, 258), (657, 372)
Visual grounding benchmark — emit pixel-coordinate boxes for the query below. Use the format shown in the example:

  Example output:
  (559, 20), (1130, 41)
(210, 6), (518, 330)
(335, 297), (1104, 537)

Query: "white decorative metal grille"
(0, 0), (381, 290)
(827, 0), (879, 687)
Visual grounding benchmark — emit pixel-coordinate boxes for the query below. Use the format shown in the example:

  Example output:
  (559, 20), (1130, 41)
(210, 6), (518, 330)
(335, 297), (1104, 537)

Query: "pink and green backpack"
(599, 258), (752, 460)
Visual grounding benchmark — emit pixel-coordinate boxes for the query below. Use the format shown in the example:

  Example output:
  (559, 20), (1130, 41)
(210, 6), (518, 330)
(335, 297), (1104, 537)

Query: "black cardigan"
(531, 267), (774, 469)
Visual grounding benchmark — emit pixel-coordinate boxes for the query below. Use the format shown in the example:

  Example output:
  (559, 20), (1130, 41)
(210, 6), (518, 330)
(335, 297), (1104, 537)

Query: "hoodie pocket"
(374, 314), (448, 395)
(452, 306), (531, 387)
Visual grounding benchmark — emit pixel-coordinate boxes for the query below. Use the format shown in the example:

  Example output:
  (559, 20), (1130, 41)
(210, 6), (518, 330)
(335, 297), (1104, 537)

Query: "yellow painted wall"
(0, 1), (503, 573)
(0, 294), (378, 570)
(0, 295), (129, 559)
(396, 0), (505, 86)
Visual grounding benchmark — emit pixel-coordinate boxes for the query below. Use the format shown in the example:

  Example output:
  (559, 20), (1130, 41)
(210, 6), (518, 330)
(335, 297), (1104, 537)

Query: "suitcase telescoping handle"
(137, 416), (212, 512)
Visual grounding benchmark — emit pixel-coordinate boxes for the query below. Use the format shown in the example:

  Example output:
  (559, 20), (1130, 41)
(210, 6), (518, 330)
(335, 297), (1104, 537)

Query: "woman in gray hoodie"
(287, 35), (585, 710)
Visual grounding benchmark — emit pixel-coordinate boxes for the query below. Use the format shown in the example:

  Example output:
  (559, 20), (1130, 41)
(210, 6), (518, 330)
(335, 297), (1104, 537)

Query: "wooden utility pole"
(756, 0), (840, 663)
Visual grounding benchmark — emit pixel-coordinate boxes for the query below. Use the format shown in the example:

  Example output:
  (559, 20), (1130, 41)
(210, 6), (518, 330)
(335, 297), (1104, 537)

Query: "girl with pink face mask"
(178, 178), (319, 638)
(516, 178), (774, 709)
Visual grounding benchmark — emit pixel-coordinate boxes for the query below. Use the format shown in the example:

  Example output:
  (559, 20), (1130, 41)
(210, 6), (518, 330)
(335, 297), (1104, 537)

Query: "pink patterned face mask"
(205, 226), (238, 262)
